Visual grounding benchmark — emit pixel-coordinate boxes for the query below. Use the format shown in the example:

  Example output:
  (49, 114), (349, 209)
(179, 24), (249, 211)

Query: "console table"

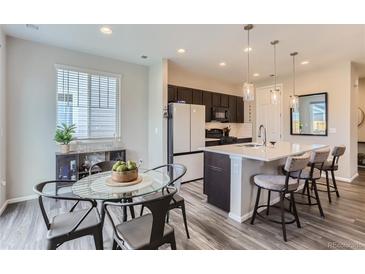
(55, 148), (126, 181)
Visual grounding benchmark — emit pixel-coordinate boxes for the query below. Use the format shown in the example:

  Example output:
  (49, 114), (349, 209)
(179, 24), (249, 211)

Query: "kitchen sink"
(236, 143), (264, 148)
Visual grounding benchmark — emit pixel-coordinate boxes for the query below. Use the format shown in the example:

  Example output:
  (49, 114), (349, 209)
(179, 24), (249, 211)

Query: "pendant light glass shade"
(270, 40), (280, 105)
(290, 51), (299, 112)
(243, 24), (255, 101)
(271, 88), (280, 105)
(289, 95), (299, 111)
(243, 82), (255, 101)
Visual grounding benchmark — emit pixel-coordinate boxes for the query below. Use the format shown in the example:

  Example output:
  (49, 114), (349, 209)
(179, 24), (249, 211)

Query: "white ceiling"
(3, 24), (365, 84)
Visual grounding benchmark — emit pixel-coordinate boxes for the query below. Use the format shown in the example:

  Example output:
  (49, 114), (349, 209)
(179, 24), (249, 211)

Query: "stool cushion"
(290, 167), (321, 179)
(254, 175), (299, 192)
(322, 160), (338, 171)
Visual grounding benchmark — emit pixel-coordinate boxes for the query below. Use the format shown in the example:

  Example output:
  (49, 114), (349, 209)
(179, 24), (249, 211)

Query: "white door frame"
(255, 84), (284, 141)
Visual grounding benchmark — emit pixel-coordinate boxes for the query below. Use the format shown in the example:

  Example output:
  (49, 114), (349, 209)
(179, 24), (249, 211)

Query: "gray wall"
(6, 37), (149, 199)
(0, 27), (6, 209)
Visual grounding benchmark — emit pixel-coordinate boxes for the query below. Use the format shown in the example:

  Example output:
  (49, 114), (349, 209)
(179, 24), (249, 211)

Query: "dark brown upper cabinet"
(177, 87), (193, 104)
(236, 96), (244, 123)
(220, 94), (229, 108)
(228, 95), (237, 122)
(203, 91), (212, 122)
(212, 93), (221, 107)
(168, 85), (177, 103)
(192, 89), (203, 105)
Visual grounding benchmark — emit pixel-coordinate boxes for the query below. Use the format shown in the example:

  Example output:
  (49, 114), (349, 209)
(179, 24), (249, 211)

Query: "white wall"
(148, 59), (168, 168)
(168, 62), (253, 138)
(0, 27), (6, 210)
(6, 37), (149, 199)
(257, 61), (356, 181)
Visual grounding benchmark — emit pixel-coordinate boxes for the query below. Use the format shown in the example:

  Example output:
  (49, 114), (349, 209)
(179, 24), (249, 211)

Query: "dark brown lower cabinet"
(204, 151), (231, 212)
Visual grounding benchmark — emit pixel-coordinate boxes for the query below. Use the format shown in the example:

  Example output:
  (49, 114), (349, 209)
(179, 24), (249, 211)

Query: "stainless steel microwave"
(212, 107), (230, 122)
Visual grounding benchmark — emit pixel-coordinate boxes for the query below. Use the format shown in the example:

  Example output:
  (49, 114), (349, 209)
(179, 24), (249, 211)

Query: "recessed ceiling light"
(244, 47), (252, 52)
(141, 55), (148, 59)
(253, 73), (260, 77)
(100, 26), (112, 35)
(301, 60), (309, 65)
(177, 48), (186, 54)
(26, 24), (39, 31)
(219, 62), (226, 67)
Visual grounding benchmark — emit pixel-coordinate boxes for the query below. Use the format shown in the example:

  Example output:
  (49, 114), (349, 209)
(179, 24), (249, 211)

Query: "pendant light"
(289, 52), (299, 111)
(270, 40), (280, 104)
(242, 24), (255, 101)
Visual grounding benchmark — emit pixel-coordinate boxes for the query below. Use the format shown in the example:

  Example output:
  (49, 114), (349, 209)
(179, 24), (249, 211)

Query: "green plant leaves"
(54, 123), (76, 144)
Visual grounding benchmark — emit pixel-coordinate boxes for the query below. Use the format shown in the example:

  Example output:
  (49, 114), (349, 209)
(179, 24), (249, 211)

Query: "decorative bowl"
(112, 168), (138, 182)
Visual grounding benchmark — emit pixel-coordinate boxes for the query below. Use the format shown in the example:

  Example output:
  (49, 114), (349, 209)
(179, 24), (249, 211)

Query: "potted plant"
(54, 123), (76, 153)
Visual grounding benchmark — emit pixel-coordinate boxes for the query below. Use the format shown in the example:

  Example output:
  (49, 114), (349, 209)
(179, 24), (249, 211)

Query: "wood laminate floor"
(1, 170), (365, 250)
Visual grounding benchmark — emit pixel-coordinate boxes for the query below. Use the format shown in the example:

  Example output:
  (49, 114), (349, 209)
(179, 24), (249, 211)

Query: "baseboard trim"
(0, 194), (38, 216)
(321, 172), (359, 183)
(0, 200), (9, 216)
(228, 197), (281, 223)
(7, 194), (37, 204)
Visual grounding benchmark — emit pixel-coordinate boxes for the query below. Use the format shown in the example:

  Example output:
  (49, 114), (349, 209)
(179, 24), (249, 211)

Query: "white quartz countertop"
(200, 141), (329, 162)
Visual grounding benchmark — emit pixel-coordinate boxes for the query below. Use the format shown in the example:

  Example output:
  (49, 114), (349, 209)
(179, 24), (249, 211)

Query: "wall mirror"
(290, 92), (328, 136)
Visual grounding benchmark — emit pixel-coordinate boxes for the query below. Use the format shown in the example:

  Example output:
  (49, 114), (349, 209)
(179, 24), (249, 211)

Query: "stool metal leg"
(290, 192), (301, 228)
(251, 187), (261, 225)
(306, 180), (312, 205)
(331, 170), (340, 197)
(280, 192), (287, 242)
(325, 170), (332, 203)
(266, 191), (271, 215)
(312, 179), (325, 218)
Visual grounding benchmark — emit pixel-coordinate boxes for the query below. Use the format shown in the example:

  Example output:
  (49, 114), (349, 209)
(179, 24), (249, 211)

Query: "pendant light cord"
(247, 29), (250, 83)
(274, 43), (277, 90)
(293, 54), (295, 96)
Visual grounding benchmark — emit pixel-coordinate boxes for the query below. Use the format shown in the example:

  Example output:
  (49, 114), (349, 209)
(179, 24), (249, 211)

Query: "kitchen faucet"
(258, 125), (267, 146)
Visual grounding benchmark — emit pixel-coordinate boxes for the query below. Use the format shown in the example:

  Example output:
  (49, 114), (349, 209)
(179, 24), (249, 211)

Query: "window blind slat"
(56, 67), (119, 139)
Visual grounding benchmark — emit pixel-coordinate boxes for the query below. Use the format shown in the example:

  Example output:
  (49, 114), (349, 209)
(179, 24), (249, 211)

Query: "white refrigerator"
(168, 103), (205, 183)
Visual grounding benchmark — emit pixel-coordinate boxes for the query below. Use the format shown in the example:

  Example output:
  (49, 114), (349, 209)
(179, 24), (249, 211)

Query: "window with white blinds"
(56, 66), (120, 139)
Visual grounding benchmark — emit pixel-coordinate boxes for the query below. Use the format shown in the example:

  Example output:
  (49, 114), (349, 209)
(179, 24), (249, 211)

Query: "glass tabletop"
(69, 169), (171, 200)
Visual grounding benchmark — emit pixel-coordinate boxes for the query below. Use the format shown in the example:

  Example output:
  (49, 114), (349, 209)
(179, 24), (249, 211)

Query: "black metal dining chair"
(104, 187), (178, 250)
(89, 160), (135, 221)
(139, 164), (190, 239)
(33, 180), (103, 250)
(89, 160), (116, 175)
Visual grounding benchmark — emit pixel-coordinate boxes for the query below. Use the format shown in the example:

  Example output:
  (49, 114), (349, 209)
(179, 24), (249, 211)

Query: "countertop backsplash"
(206, 122), (252, 138)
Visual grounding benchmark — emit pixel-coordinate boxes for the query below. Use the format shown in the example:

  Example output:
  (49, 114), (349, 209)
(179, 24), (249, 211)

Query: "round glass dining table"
(72, 169), (171, 201)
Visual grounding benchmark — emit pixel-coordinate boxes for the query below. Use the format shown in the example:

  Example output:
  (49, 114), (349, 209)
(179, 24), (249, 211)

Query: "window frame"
(55, 64), (122, 141)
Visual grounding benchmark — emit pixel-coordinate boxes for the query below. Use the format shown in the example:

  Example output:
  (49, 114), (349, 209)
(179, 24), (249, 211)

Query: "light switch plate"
(329, 128), (336, 134)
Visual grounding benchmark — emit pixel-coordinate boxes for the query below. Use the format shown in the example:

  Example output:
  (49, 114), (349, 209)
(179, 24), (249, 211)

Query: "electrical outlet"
(329, 128), (337, 134)
(138, 159), (143, 167)
(1, 180), (6, 187)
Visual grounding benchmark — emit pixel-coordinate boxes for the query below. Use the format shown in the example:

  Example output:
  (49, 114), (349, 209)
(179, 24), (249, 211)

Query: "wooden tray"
(105, 175), (143, 187)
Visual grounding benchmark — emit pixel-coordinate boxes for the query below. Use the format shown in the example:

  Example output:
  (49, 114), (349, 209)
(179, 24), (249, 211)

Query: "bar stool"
(316, 146), (346, 202)
(291, 148), (330, 218)
(251, 153), (310, 242)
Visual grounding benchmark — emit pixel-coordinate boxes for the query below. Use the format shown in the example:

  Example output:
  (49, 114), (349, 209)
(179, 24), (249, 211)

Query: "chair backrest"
(147, 164), (187, 191)
(332, 145), (346, 164)
(284, 153), (310, 173)
(143, 188), (177, 248)
(104, 187), (177, 249)
(332, 145), (346, 157)
(89, 160), (116, 175)
(309, 148), (330, 164)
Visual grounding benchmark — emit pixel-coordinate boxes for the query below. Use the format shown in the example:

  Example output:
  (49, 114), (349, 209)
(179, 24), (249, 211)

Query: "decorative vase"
(60, 144), (70, 154)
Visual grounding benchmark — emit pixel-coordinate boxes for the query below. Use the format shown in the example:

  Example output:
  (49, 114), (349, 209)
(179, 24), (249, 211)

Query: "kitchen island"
(201, 142), (328, 223)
